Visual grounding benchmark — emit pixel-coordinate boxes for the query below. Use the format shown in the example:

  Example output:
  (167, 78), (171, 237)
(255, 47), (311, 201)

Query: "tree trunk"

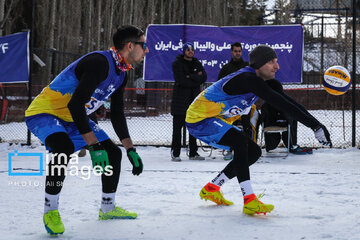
(130, 0), (134, 25)
(87, 0), (93, 52)
(105, 0), (115, 49)
(58, 0), (66, 71)
(0, 0), (4, 36)
(160, 0), (164, 24)
(121, 0), (126, 26)
(95, 0), (101, 49)
(46, 0), (57, 81)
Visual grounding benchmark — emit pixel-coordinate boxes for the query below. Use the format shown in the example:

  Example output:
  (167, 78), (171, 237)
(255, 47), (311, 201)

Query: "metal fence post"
(26, 0), (35, 146)
(351, 0), (357, 147)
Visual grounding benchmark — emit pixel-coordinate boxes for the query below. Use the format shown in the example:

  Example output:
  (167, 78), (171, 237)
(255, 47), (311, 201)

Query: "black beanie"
(249, 45), (277, 69)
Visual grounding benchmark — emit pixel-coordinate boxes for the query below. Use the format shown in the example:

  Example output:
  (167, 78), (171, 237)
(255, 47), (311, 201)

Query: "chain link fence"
(0, 1), (359, 148)
(0, 81), (359, 148)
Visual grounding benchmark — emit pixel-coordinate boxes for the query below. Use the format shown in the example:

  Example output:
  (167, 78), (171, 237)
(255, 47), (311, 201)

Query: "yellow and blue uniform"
(186, 67), (258, 150)
(25, 51), (126, 151)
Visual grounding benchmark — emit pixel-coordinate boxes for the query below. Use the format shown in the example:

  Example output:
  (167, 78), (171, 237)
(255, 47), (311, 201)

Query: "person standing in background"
(217, 42), (248, 80)
(170, 42), (207, 162)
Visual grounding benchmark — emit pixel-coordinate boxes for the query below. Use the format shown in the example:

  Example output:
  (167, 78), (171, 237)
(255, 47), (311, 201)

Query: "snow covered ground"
(1, 142), (360, 240)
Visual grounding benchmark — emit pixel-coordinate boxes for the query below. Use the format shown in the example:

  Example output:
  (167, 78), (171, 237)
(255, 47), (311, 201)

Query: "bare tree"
(0, 0), (18, 36)
(130, 0), (134, 25)
(86, 0), (94, 52)
(160, 0), (165, 23)
(95, 0), (101, 49)
(274, 0), (292, 25)
(104, 0), (115, 49)
(1, 0), (274, 87)
(57, 0), (67, 70)
(0, 0), (4, 36)
(45, 0), (57, 81)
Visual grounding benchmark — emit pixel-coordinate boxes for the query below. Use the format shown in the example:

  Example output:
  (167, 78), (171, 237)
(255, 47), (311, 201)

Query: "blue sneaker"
(305, 147), (313, 154)
(290, 145), (309, 155)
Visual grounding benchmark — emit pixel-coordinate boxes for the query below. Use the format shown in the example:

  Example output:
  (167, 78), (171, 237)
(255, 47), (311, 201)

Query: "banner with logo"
(144, 24), (303, 83)
(0, 32), (29, 83)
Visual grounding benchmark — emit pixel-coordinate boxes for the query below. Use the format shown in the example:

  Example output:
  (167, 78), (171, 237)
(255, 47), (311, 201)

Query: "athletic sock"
(239, 180), (254, 199)
(101, 192), (115, 213)
(211, 172), (230, 187)
(44, 192), (60, 214)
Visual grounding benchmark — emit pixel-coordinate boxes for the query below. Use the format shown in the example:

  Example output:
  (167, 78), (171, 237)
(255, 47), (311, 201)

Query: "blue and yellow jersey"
(25, 51), (125, 122)
(186, 66), (258, 125)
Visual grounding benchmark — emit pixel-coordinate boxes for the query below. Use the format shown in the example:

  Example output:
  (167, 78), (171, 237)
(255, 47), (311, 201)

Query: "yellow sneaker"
(199, 183), (234, 206)
(243, 194), (274, 215)
(43, 210), (65, 235)
(99, 206), (137, 220)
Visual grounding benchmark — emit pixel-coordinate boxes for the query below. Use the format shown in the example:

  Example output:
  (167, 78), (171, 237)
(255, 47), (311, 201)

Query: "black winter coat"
(171, 55), (207, 115)
(217, 58), (248, 80)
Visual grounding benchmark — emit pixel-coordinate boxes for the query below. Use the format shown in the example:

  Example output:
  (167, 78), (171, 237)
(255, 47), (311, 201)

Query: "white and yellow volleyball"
(323, 66), (351, 95)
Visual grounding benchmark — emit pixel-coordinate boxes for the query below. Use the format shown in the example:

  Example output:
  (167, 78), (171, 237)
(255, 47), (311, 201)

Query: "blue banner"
(144, 24), (303, 83)
(0, 32), (29, 83)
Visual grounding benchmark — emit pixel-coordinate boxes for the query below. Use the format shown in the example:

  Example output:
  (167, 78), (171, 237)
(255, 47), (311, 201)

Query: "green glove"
(127, 148), (143, 176)
(88, 142), (109, 174)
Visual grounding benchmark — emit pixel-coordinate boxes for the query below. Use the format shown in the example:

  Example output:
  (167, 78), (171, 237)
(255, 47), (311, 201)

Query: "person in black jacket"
(170, 42), (207, 161)
(217, 42), (248, 80)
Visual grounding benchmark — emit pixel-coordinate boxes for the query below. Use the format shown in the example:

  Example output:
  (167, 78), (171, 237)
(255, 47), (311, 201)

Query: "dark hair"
(113, 25), (144, 50)
(231, 42), (242, 51)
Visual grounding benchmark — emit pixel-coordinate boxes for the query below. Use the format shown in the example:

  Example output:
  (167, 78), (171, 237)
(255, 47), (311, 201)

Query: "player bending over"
(185, 45), (331, 215)
(25, 26), (148, 235)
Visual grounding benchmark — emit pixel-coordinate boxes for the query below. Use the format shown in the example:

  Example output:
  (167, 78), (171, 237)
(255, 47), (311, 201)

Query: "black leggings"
(44, 132), (121, 194)
(218, 128), (262, 183)
(171, 115), (198, 156)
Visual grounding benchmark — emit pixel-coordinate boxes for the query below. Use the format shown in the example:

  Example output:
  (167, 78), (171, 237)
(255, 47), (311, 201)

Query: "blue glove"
(88, 142), (109, 173)
(313, 125), (332, 147)
(127, 148), (143, 176)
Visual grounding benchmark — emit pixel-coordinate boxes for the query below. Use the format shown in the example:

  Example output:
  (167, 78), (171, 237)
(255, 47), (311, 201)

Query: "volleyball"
(323, 66), (351, 95)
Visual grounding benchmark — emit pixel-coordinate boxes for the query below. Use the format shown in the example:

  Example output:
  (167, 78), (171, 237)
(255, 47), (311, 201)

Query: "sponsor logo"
(102, 197), (113, 205)
(85, 97), (98, 110)
(223, 104), (253, 118)
(95, 88), (105, 95)
(107, 84), (115, 93)
(44, 197), (50, 207)
(218, 179), (225, 186)
(241, 187), (245, 195)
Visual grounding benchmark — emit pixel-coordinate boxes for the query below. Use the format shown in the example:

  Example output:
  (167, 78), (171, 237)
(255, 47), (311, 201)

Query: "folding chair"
(195, 139), (214, 157)
(259, 120), (291, 158)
